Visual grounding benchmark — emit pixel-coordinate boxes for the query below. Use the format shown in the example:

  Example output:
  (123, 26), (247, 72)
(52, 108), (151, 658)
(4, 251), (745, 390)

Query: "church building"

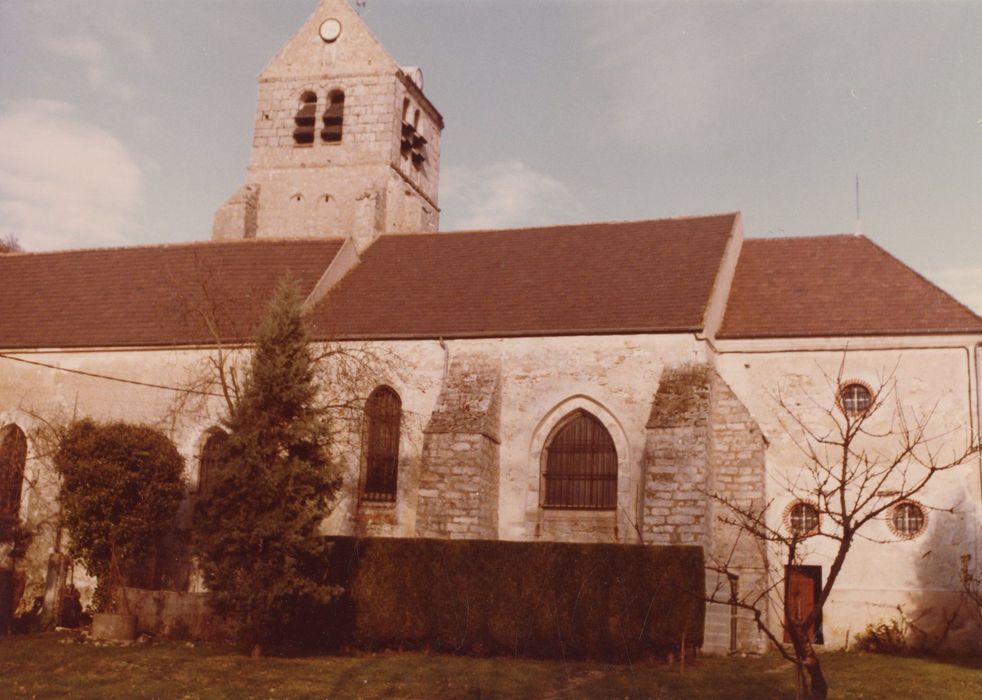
(2, 0), (981, 654)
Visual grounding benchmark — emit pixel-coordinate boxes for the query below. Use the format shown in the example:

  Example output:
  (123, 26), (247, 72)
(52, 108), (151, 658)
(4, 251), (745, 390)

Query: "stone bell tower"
(213, 0), (443, 249)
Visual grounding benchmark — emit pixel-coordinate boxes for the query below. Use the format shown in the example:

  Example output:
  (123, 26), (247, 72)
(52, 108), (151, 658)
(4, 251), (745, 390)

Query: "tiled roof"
(308, 215), (738, 339)
(718, 235), (982, 339)
(0, 238), (343, 349)
(3, 218), (976, 350)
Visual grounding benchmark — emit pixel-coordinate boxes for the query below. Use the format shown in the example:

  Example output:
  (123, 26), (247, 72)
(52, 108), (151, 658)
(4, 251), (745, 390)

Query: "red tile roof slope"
(308, 215), (737, 339)
(0, 238), (343, 349)
(718, 235), (982, 338)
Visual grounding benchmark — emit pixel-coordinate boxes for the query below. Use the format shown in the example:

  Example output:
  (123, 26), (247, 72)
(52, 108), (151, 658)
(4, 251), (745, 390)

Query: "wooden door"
(784, 565), (822, 643)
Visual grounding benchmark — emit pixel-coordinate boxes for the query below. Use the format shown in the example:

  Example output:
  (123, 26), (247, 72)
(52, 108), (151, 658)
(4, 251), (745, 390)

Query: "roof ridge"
(386, 211), (740, 239)
(0, 236), (347, 259)
(745, 232), (857, 242)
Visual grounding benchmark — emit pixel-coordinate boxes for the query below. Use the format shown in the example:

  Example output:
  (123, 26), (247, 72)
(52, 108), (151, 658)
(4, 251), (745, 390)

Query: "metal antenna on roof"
(854, 174), (864, 236)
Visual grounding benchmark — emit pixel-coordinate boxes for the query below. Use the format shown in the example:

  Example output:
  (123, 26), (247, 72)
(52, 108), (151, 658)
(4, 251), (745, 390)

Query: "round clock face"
(319, 18), (342, 43)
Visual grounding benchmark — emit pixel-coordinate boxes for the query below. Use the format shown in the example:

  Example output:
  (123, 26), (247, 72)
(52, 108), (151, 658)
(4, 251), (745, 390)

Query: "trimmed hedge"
(319, 537), (704, 660)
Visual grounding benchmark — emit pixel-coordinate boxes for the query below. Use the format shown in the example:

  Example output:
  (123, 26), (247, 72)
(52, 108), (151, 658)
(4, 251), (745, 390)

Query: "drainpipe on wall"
(975, 344), (982, 551)
(439, 338), (449, 381)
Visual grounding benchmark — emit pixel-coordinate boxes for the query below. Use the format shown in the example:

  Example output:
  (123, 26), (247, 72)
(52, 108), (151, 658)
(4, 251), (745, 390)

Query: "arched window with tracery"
(293, 91), (318, 145)
(363, 386), (401, 502)
(542, 410), (617, 510)
(0, 424), (27, 523)
(198, 430), (228, 499)
(321, 89), (345, 143)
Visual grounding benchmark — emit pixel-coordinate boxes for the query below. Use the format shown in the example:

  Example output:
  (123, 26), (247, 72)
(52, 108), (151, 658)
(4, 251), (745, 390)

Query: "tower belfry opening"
(212, 0), (444, 248)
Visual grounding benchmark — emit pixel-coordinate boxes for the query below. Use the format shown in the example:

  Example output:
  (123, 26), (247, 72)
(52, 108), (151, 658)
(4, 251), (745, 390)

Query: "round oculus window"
(319, 18), (342, 43)
(786, 501), (820, 537)
(839, 382), (872, 416)
(889, 501), (927, 539)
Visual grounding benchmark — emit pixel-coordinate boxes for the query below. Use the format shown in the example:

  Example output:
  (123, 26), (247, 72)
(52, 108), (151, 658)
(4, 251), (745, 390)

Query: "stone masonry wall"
(416, 354), (501, 539)
(212, 184), (260, 240)
(643, 364), (712, 546)
(212, 1), (442, 242)
(642, 363), (767, 652)
(705, 371), (768, 653)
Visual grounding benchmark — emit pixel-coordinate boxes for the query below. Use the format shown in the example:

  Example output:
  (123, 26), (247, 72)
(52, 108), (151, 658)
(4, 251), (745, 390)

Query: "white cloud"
(930, 266), (982, 315)
(441, 161), (583, 231)
(0, 100), (145, 251)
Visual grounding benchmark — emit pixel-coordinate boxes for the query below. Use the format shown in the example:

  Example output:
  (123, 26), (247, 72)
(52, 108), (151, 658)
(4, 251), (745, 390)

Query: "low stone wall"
(121, 587), (218, 640)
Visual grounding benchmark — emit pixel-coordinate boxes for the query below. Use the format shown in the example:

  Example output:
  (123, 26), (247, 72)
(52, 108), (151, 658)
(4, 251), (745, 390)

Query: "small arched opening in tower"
(400, 98), (412, 159)
(322, 90), (345, 143)
(410, 108), (426, 170)
(293, 91), (317, 145)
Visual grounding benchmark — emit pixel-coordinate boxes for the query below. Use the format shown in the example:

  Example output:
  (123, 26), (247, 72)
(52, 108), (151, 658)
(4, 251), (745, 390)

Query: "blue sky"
(1, 0), (981, 311)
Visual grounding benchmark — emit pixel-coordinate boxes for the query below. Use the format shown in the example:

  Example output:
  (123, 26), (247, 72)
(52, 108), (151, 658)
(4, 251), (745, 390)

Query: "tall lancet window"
(0, 424), (27, 523)
(293, 91), (318, 145)
(198, 429), (228, 499)
(322, 90), (345, 143)
(363, 386), (401, 502)
(542, 411), (617, 510)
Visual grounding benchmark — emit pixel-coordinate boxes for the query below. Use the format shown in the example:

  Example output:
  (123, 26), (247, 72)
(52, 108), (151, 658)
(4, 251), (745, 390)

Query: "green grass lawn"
(1, 632), (979, 699)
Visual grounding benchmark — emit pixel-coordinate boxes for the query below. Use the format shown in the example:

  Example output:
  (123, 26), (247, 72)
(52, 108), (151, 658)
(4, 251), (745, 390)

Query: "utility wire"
(0, 352), (223, 397)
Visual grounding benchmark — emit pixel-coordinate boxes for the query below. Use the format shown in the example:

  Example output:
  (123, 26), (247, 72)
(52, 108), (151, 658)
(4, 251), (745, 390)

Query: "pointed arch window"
(363, 386), (401, 502)
(321, 90), (345, 143)
(542, 410), (617, 510)
(198, 430), (228, 498)
(0, 424), (27, 523)
(293, 91), (318, 145)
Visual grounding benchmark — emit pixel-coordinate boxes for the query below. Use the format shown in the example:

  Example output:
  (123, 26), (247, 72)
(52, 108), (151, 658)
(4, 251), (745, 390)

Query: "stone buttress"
(415, 355), (501, 539)
(643, 363), (768, 653)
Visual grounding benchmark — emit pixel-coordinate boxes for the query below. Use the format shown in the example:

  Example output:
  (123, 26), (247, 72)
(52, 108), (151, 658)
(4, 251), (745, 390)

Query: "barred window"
(0, 424), (27, 523)
(542, 411), (617, 510)
(890, 501), (926, 539)
(321, 90), (345, 143)
(786, 501), (820, 537)
(198, 430), (227, 498)
(839, 382), (872, 416)
(293, 91), (317, 145)
(363, 386), (401, 502)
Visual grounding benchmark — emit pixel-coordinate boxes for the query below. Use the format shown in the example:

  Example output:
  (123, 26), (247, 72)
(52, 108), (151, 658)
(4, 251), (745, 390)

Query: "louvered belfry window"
(321, 90), (345, 143)
(198, 430), (227, 498)
(543, 411), (617, 510)
(0, 424), (27, 523)
(293, 92), (318, 145)
(363, 386), (401, 502)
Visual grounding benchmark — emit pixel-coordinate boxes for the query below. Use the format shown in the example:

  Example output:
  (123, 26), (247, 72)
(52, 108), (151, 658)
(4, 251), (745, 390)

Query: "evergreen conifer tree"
(194, 279), (341, 653)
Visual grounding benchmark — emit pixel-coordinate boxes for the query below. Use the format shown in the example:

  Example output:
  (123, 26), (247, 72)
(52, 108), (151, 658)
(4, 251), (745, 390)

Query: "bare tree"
(0, 234), (21, 254)
(162, 257), (406, 438)
(960, 554), (982, 629)
(707, 358), (978, 700)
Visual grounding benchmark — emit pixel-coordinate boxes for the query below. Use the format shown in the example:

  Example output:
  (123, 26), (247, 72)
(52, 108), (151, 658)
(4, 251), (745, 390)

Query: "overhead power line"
(0, 352), (222, 397)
